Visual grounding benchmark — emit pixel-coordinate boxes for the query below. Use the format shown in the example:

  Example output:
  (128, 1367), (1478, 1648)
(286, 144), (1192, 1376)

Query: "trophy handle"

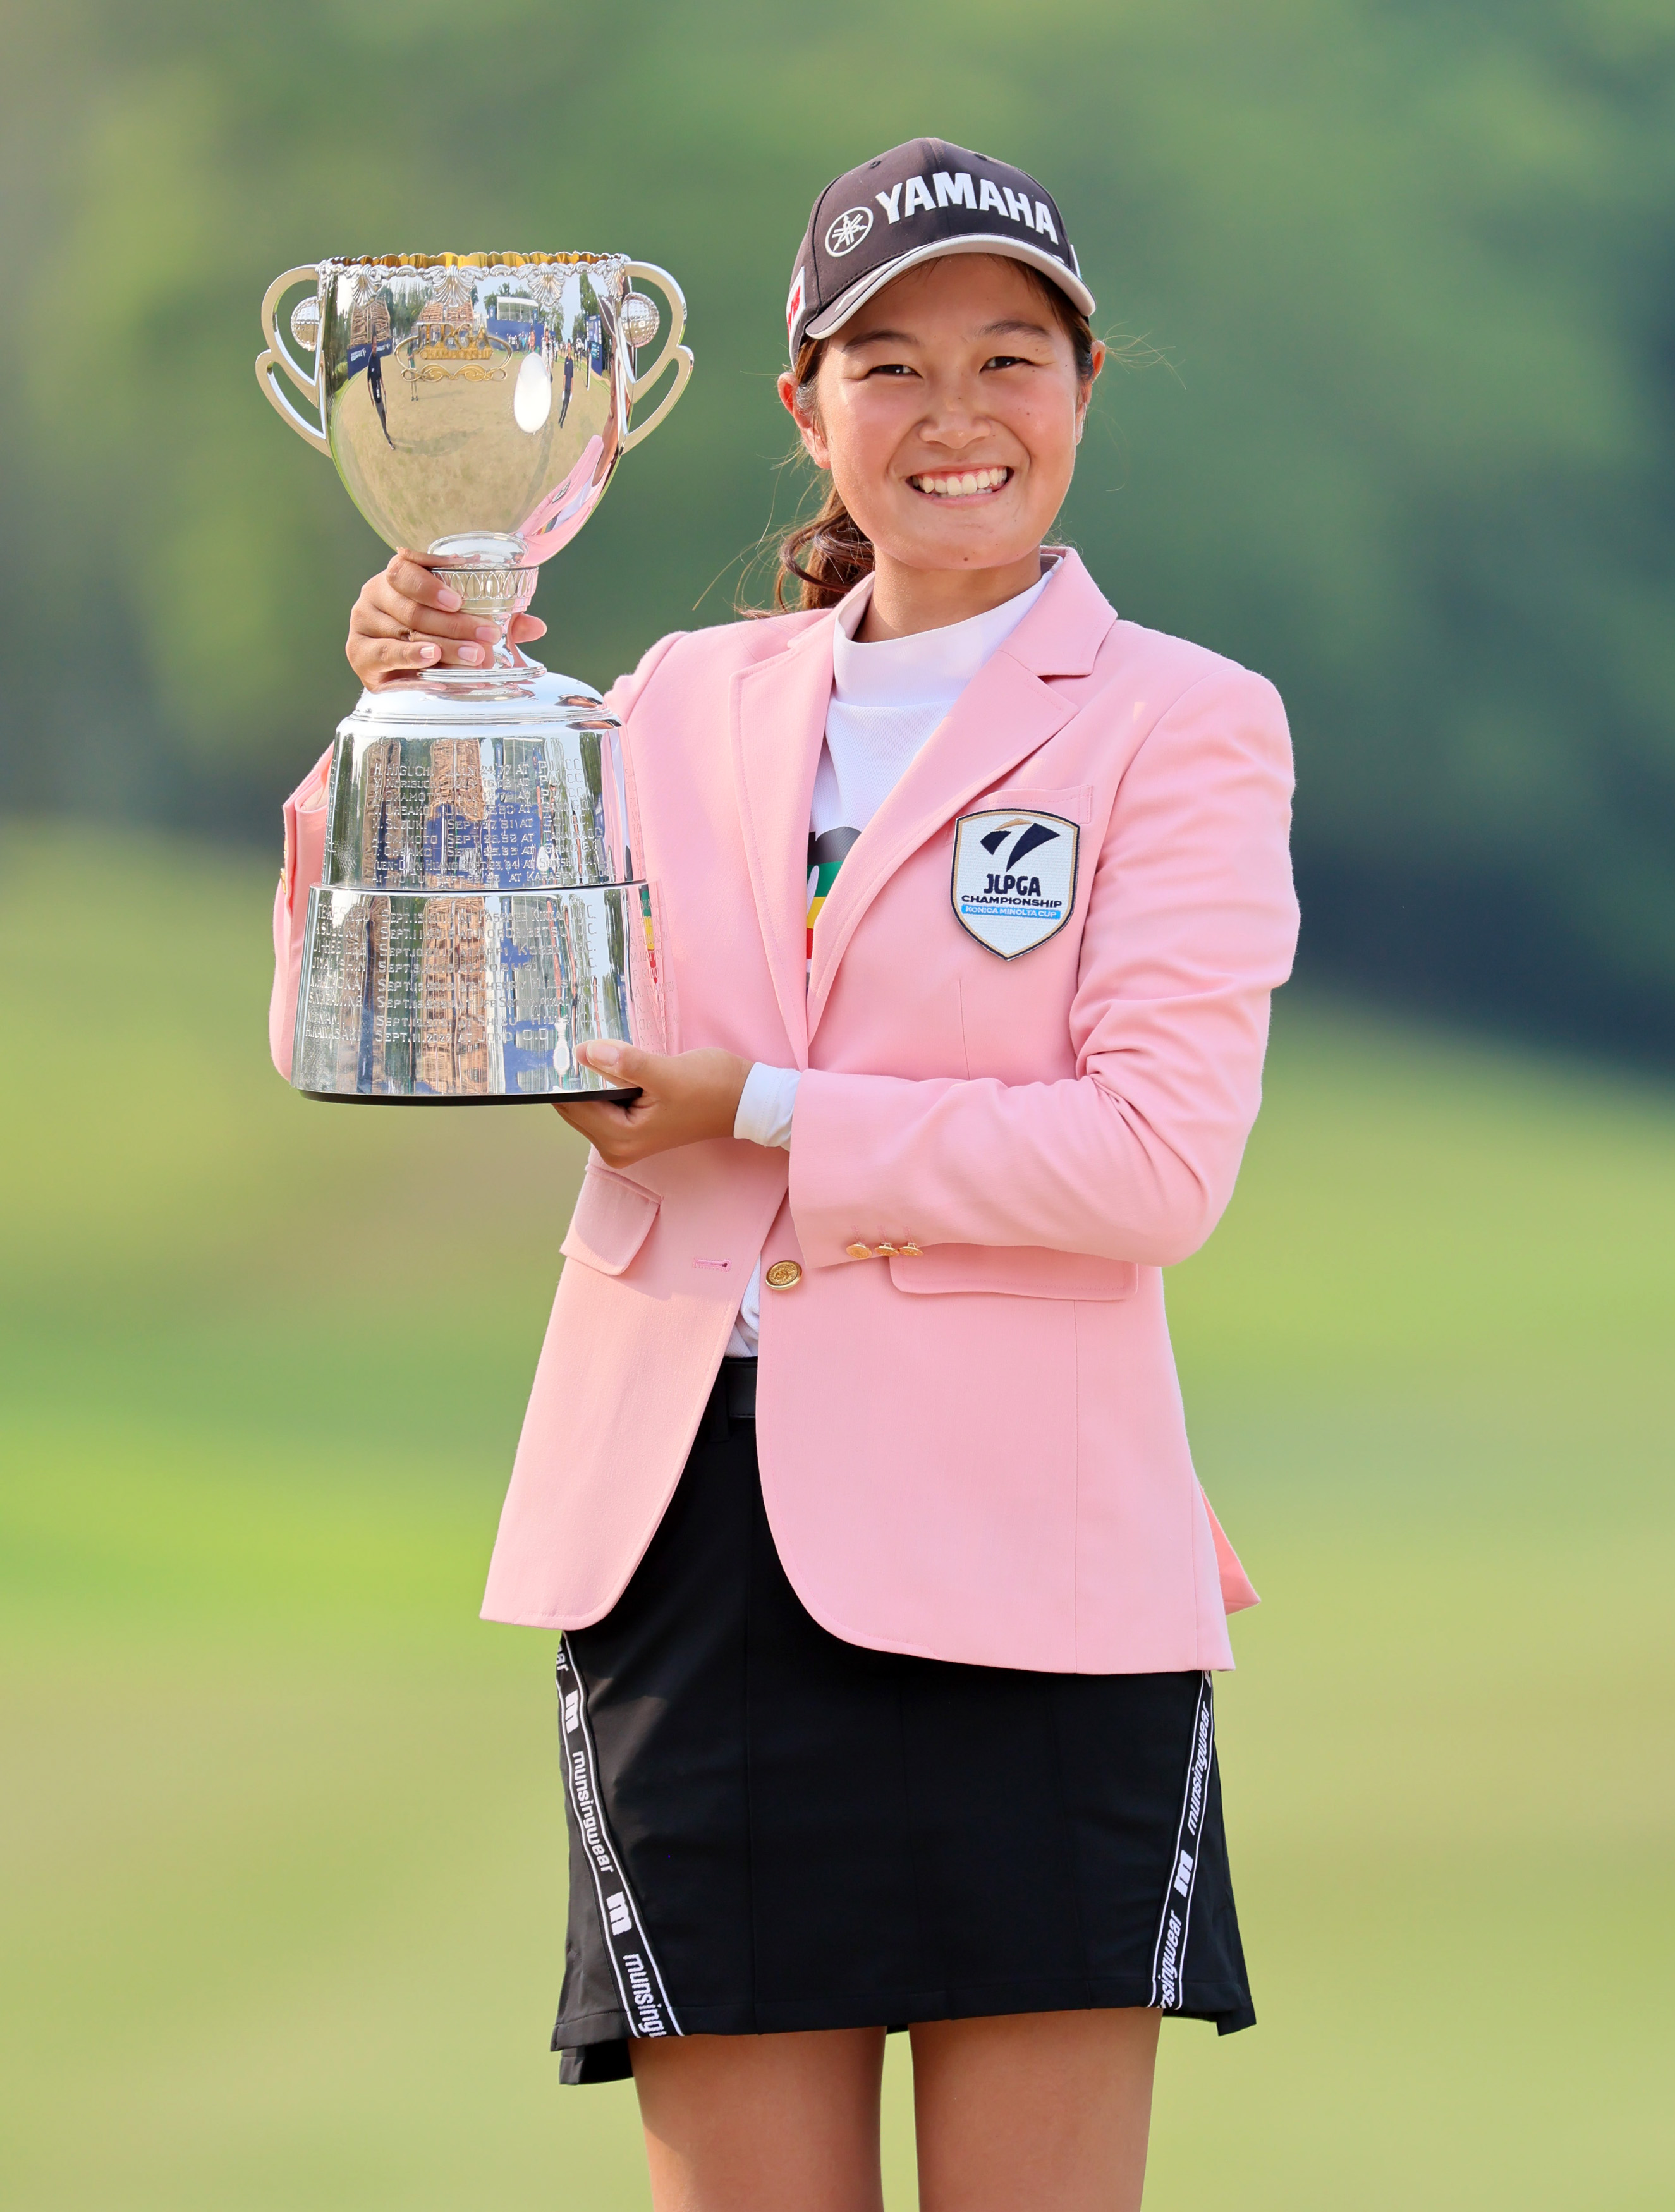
(256, 265), (331, 456)
(619, 262), (694, 453)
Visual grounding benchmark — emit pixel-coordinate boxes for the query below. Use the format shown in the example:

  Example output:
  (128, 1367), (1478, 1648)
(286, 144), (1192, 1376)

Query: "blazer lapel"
(731, 616), (836, 1068)
(806, 554), (1118, 1038)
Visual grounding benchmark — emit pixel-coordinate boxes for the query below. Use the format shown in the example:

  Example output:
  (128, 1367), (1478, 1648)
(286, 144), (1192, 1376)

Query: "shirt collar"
(831, 561), (1058, 708)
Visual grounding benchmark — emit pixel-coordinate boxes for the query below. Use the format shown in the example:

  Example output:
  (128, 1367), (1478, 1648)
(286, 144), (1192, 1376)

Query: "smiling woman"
(310, 135), (1300, 2212)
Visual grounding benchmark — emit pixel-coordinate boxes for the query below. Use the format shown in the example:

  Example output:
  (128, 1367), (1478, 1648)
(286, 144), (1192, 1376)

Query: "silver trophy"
(256, 251), (692, 1102)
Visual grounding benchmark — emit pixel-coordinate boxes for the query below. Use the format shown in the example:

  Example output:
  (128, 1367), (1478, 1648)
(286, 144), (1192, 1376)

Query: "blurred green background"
(3, 3), (1674, 2208)
(3, 0), (1674, 1046)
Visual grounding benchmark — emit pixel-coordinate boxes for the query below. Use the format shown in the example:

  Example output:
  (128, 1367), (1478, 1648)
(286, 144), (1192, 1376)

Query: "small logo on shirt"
(951, 810), (1079, 957)
(807, 822), (862, 966)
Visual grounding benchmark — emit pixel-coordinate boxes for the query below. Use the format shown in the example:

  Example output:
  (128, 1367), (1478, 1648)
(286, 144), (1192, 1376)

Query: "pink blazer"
(271, 553), (1299, 1672)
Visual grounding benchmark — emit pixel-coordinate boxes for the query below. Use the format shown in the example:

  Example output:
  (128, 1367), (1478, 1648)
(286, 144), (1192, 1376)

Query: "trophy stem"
(430, 561), (539, 667)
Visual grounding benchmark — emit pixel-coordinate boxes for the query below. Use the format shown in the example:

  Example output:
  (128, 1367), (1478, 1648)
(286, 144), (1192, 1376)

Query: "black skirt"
(553, 1361), (1253, 2082)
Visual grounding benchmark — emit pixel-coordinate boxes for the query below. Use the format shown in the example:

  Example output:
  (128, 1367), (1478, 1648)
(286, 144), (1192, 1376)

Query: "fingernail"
(419, 643), (440, 660)
(459, 645), (483, 665)
(473, 624), (497, 643)
(582, 1040), (620, 1069)
(527, 619), (547, 635)
(437, 588), (463, 611)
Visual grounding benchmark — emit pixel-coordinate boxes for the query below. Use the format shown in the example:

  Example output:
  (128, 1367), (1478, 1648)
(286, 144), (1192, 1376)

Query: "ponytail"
(770, 337), (874, 611)
(775, 491), (877, 612)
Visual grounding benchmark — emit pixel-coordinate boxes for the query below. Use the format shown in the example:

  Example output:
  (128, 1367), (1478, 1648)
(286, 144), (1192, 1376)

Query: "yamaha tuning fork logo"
(824, 206), (875, 256)
(951, 808), (1080, 957)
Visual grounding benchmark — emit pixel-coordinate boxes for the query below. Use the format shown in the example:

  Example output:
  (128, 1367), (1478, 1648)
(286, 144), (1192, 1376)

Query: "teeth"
(911, 466), (1009, 497)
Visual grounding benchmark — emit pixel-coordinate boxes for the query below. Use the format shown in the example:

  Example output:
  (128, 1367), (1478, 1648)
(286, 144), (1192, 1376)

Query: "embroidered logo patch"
(951, 809), (1080, 958)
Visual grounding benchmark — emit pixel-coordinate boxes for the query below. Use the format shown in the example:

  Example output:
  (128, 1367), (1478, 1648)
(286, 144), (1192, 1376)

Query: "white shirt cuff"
(734, 1063), (801, 1150)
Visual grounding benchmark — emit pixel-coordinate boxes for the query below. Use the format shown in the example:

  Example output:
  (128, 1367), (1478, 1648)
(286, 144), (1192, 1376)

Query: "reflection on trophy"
(256, 251), (692, 1102)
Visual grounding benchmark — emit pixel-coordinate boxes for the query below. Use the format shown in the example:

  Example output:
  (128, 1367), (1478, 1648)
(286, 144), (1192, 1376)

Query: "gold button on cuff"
(898, 1242), (923, 1257)
(844, 1242), (872, 1260)
(874, 1241), (899, 1256)
(764, 1260), (803, 1290)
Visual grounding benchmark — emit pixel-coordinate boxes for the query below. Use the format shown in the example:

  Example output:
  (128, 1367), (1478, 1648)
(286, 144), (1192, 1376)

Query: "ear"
(1072, 339), (1107, 447)
(777, 368), (832, 471)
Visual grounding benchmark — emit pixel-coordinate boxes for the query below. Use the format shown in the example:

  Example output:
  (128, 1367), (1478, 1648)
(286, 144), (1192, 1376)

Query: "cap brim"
(803, 234), (1095, 343)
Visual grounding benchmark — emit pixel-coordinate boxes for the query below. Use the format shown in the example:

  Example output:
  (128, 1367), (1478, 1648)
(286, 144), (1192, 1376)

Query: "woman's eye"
(984, 354), (1031, 371)
(865, 362), (917, 377)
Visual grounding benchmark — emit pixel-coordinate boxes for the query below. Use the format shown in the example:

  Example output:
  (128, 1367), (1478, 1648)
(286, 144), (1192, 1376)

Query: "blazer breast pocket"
(561, 1164), (661, 1277)
(975, 784), (1093, 826)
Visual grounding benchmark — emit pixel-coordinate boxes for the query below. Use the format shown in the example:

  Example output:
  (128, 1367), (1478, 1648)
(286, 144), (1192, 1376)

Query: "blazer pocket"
(561, 1165), (661, 1277)
(977, 782), (1094, 825)
(888, 1244), (1138, 1301)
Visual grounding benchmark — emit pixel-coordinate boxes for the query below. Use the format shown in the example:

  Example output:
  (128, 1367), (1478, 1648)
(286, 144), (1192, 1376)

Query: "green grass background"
(3, 822), (1671, 2209)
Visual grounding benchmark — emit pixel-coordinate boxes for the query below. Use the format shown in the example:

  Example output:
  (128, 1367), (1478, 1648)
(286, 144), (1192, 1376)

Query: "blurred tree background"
(6, 13), (1674, 2207)
(1, 0), (1672, 1055)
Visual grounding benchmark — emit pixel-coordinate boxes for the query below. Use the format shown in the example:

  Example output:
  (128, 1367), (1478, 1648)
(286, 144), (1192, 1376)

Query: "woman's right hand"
(346, 549), (548, 689)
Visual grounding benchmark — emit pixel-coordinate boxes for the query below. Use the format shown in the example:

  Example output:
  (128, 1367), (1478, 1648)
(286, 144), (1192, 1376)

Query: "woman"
(299, 139), (1298, 2212)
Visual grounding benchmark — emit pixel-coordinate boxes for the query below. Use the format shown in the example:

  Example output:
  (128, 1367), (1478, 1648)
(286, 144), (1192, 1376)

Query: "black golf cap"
(786, 138), (1093, 359)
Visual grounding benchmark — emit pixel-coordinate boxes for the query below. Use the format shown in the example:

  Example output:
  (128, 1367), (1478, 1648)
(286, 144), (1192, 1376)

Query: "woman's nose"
(915, 399), (989, 446)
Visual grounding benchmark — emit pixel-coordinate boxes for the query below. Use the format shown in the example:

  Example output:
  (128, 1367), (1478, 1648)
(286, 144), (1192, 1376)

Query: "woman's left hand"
(554, 1043), (752, 1167)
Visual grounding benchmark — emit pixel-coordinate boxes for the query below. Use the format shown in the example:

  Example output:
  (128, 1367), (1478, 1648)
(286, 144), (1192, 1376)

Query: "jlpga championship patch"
(951, 810), (1080, 958)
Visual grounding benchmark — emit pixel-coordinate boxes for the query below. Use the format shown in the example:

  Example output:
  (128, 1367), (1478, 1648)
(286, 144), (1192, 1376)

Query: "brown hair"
(771, 265), (1099, 614)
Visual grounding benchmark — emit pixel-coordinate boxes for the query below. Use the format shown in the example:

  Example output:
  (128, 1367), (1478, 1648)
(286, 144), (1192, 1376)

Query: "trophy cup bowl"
(257, 252), (692, 1102)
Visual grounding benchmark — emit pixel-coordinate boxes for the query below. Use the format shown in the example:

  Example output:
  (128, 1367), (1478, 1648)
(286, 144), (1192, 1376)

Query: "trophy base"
(300, 1085), (642, 1107)
(291, 882), (662, 1104)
